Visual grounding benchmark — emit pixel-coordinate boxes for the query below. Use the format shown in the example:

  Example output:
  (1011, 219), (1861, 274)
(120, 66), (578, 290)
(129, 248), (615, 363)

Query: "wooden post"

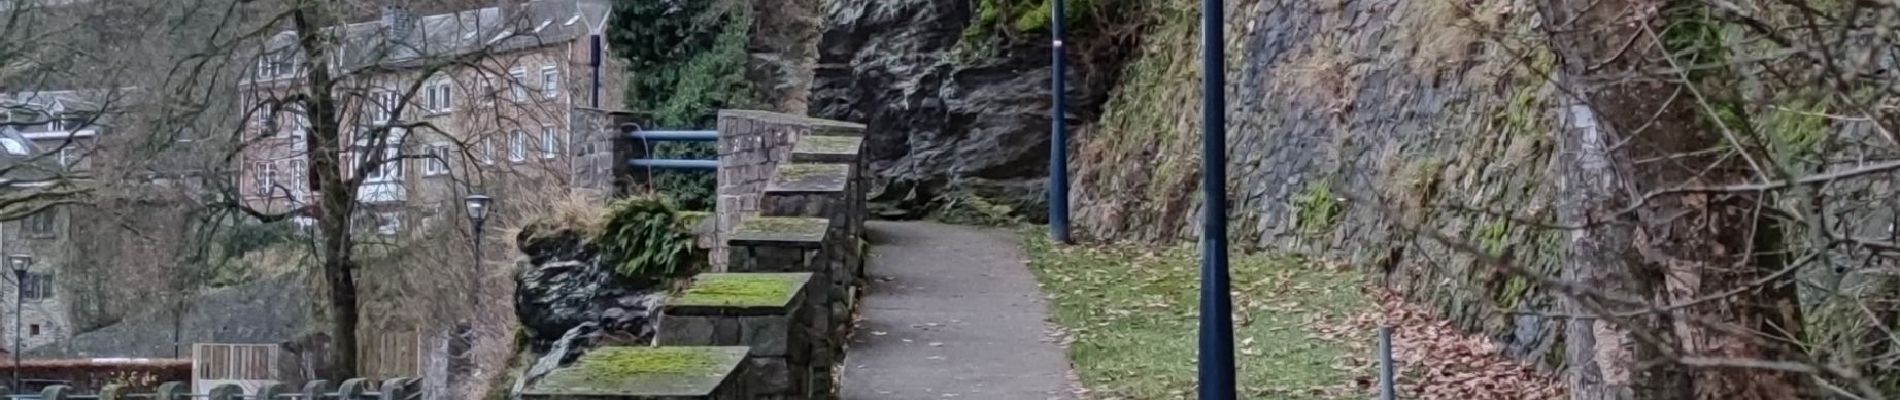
(303, 379), (334, 400)
(256, 382), (291, 399)
(208, 384), (244, 400)
(155, 381), (187, 400)
(39, 385), (68, 400)
(99, 385), (129, 400)
(337, 378), (372, 399)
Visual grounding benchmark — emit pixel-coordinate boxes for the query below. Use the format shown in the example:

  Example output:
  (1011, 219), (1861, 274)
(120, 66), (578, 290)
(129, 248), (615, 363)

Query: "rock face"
(812, 0), (1089, 215)
(512, 226), (666, 350)
(1069, 0), (1569, 367)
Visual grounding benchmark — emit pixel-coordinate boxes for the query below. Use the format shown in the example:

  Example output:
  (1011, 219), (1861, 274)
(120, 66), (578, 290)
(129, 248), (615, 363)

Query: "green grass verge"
(1023, 234), (1369, 399)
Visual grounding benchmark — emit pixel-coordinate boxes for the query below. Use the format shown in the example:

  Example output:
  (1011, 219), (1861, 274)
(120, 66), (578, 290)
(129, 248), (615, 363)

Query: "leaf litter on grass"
(1025, 233), (1569, 399)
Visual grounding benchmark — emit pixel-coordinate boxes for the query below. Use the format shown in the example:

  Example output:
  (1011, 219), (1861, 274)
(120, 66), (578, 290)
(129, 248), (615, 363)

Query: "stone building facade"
(0, 90), (115, 353)
(235, 0), (631, 232)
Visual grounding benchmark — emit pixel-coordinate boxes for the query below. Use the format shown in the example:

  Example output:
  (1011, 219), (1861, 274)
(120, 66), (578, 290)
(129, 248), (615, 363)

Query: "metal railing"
(626, 126), (717, 171)
(0, 377), (422, 400)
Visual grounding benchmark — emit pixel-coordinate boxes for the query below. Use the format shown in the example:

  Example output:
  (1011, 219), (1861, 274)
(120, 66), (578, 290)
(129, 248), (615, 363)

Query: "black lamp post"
(464, 194), (493, 268)
(454, 194), (492, 380)
(7, 254), (29, 394)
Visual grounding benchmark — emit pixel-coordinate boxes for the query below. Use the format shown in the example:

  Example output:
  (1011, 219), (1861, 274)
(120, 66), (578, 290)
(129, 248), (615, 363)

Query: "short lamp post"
(7, 254), (29, 394)
(456, 194), (493, 380)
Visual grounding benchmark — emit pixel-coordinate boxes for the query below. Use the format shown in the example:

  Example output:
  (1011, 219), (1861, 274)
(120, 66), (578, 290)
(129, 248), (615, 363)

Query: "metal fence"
(0, 377), (422, 400)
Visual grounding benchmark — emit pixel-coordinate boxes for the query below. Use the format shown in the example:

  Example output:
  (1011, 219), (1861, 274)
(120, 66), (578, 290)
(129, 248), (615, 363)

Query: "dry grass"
(1402, 0), (1512, 73)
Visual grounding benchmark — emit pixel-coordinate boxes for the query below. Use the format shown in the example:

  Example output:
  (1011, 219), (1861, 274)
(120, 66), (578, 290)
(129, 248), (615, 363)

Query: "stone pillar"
(725, 217), (834, 397)
(660, 273), (815, 399)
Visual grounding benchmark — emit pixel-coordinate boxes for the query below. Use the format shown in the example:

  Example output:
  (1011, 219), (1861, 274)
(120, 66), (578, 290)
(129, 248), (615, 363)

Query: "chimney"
(381, 4), (417, 45)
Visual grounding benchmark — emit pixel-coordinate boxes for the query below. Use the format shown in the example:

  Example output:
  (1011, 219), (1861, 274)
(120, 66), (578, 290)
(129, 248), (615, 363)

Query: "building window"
(361, 147), (403, 183)
(509, 130), (527, 162)
(21, 272), (52, 301)
(24, 211), (54, 237)
(426, 145), (450, 176)
(288, 160), (308, 199)
(291, 115), (308, 152)
(509, 69), (528, 102)
(28, 324), (39, 336)
(56, 147), (72, 169)
(375, 212), (401, 236)
(481, 137), (496, 165)
(370, 91), (397, 123)
(541, 67), (559, 99)
(540, 127), (558, 158)
(256, 162), (277, 196)
(426, 79), (454, 113)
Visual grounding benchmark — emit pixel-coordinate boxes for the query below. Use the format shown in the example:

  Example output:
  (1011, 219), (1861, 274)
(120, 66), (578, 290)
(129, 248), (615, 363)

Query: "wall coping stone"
(521, 346), (749, 398)
(790, 136), (863, 163)
(729, 216), (830, 247)
(764, 164), (851, 194)
(668, 273), (812, 316)
(717, 110), (867, 131)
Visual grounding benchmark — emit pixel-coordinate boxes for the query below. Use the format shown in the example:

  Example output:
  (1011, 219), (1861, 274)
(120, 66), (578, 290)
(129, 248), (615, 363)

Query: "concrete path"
(842, 222), (1077, 400)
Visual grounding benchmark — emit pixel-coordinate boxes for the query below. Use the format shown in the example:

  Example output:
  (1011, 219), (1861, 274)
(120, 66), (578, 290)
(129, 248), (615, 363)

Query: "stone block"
(740, 316), (791, 357)
(764, 164), (851, 194)
(747, 357), (793, 395)
(520, 346), (751, 400)
(790, 136), (863, 163)
(729, 217), (830, 248)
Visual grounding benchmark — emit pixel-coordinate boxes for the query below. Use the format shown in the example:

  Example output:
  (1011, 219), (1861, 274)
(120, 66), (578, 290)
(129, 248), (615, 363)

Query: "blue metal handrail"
(626, 127), (717, 172)
(628, 130), (717, 142)
(629, 159), (717, 170)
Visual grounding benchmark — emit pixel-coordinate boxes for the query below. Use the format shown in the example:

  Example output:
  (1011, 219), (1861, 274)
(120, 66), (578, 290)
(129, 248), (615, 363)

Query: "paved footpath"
(841, 222), (1077, 400)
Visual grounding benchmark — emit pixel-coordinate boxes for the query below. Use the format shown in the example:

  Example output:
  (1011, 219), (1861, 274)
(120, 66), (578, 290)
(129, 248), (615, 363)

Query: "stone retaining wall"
(532, 110), (868, 399)
(712, 110), (866, 269)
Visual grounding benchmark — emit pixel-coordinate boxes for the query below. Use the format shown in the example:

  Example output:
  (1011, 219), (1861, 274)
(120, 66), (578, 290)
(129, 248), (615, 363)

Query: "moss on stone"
(741, 217), (827, 235)
(731, 217), (829, 245)
(578, 347), (721, 377)
(1294, 180), (1344, 236)
(672, 273), (806, 307)
(795, 135), (862, 155)
(1478, 219), (1511, 255)
(768, 164), (850, 192)
(527, 346), (748, 396)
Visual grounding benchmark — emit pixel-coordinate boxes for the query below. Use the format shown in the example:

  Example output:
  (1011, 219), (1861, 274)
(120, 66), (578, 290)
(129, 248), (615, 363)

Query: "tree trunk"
(1538, 0), (1807, 398)
(293, 1), (360, 380)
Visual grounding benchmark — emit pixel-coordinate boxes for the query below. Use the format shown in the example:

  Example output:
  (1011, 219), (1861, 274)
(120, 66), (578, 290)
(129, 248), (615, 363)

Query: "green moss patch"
(672, 273), (809, 309)
(730, 217), (829, 246)
(766, 164), (850, 193)
(794, 135), (862, 155)
(525, 346), (748, 397)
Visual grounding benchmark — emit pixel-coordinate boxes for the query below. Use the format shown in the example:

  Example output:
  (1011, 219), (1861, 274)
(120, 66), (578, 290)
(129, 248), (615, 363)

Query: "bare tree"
(156, 0), (611, 379)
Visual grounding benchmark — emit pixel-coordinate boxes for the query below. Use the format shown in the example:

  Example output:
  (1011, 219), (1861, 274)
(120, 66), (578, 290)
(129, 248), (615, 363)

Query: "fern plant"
(594, 195), (706, 282)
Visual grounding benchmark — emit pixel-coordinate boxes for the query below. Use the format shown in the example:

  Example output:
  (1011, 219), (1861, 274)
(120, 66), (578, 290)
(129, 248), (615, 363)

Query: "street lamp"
(457, 194), (493, 380)
(464, 194), (493, 261)
(1197, 0), (1235, 397)
(7, 254), (29, 394)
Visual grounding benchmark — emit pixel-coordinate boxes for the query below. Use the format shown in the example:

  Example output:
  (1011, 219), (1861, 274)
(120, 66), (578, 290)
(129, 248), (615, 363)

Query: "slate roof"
(259, 0), (611, 75)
